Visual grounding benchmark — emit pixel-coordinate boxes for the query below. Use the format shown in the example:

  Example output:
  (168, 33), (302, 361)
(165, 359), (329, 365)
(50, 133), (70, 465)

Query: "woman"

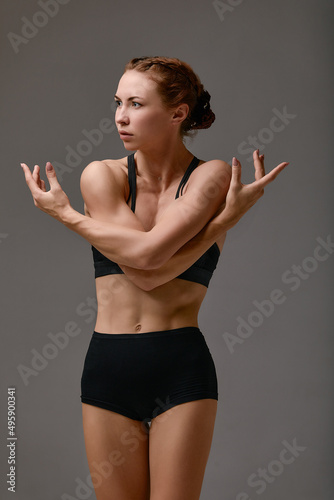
(21, 56), (288, 500)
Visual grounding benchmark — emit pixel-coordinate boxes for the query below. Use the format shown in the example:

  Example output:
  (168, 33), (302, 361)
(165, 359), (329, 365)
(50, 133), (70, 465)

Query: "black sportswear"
(91, 153), (220, 287)
(81, 326), (218, 421)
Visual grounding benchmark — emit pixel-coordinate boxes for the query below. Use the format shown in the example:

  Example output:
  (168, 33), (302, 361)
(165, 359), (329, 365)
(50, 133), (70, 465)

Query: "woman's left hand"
(20, 162), (71, 221)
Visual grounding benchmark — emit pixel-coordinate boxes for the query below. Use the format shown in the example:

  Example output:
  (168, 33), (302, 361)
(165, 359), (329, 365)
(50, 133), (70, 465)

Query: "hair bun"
(190, 89), (215, 130)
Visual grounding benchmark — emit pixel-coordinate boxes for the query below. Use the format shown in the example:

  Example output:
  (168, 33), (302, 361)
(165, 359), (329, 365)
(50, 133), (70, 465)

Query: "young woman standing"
(21, 56), (289, 500)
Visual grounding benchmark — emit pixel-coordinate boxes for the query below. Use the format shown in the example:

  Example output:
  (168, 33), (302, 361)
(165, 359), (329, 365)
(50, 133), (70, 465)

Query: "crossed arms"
(20, 151), (289, 290)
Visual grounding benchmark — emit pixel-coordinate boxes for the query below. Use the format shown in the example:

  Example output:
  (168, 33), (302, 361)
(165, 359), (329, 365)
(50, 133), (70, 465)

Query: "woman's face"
(114, 70), (176, 150)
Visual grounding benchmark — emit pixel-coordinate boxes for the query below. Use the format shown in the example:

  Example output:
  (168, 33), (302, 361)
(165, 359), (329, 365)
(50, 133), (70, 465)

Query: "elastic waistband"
(92, 326), (202, 340)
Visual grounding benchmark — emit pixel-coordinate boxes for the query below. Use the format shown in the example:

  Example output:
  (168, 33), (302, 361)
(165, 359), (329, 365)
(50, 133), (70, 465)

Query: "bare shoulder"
(80, 157), (128, 187)
(79, 157), (130, 217)
(203, 158), (231, 176)
(203, 158), (232, 170)
(186, 158), (232, 189)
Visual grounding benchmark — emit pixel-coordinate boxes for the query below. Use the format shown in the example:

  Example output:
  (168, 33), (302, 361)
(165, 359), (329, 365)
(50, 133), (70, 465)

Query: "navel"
(135, 324), (142, 332)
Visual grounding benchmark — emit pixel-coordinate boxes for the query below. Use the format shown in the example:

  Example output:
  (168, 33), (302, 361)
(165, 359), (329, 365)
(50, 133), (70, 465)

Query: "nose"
(115, 105), (129, 126)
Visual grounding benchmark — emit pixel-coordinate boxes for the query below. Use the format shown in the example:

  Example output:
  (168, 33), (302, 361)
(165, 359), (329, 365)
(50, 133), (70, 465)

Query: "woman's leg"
(82, 403), (150, 500)
(148, 398), (218, 500)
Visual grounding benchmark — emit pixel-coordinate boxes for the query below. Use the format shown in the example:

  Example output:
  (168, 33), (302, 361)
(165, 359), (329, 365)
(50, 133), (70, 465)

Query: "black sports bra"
(91, 154), (220, 287)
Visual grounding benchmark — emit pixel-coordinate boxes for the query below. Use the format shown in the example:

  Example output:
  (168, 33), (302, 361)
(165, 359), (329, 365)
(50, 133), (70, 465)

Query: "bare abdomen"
(93, 274), (207, 334)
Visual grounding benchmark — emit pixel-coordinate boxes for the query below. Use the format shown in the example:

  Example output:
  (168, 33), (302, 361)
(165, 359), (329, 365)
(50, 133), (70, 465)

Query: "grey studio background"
(1, 0), (333, 499)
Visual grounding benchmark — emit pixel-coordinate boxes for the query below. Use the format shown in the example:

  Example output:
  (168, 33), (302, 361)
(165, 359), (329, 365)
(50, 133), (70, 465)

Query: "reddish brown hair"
(124, 56), (215, 137)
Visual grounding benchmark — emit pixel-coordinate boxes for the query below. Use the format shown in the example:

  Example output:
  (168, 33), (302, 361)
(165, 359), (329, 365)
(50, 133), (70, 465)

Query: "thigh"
(148, 398), (218, 500)
(81, 403), (150, 500)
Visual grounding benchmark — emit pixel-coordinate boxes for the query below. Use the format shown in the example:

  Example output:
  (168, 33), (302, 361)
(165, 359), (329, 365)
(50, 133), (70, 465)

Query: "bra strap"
(126, 153), (137, 212)
(127, 154), (200, 208)
(175, 156), (201, 199)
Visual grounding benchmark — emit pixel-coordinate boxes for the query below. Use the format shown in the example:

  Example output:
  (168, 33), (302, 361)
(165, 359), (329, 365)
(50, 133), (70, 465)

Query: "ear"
(171, 103), (189, 125)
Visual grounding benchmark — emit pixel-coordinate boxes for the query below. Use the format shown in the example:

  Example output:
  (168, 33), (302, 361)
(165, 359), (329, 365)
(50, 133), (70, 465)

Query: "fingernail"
(46, 162), (52, 171)
(232, 157), (238, 166)
(20, 163), (24, 167)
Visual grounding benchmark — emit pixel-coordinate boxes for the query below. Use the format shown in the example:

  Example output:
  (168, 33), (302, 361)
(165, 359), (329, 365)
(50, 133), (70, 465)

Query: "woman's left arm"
(20, 159), (231, 270)
(20, 151), (288, 275)
(118, 222), (225, 291)
(118, 150), (290, 289)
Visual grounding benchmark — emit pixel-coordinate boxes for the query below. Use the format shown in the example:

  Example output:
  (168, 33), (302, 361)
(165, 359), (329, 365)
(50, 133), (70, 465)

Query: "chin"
(122, 143), (137, 151)
(121, 137), (141, 151)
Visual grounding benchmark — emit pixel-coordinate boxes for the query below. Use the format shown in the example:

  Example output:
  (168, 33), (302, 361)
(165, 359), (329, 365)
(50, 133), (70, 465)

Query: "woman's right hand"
(214, 149), (289, 229)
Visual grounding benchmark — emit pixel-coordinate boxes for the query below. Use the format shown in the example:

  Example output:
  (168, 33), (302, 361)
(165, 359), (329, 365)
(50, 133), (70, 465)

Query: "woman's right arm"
(73, 157), (232, 269)
(118, 219), (225, 290)
(21, 151), (288, 277)
(79, 163), (226, 290)
(117, 152), (290, 290)
(21, 156), (232, 269)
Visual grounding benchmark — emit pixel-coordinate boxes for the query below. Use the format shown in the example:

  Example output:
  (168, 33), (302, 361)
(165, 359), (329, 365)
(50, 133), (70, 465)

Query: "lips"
(118, 130), (133, 138)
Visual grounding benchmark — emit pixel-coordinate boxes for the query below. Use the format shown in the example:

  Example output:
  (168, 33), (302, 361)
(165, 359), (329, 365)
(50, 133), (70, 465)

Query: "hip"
(81, 326), (218, 420)
(81, 326), (217, 383)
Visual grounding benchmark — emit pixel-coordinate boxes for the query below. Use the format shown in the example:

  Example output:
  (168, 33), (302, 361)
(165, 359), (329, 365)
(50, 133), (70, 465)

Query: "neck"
(134, 138), (194, 188)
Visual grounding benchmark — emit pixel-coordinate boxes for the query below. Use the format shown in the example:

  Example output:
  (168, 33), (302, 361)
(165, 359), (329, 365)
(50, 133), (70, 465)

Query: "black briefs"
(80, 327), (218, 422)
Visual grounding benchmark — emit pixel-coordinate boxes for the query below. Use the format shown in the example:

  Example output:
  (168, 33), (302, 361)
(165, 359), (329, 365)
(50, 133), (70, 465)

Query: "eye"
(132, 102), (141, 108)
(114, 100), (122, 108)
